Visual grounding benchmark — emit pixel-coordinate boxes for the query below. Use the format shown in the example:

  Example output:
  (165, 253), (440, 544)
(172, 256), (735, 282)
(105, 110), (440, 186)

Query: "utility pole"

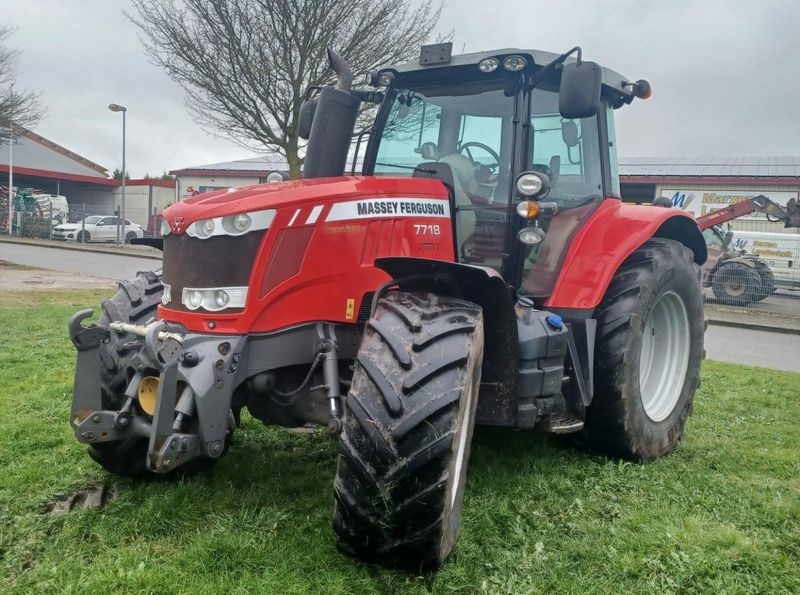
(108, 103), (127, 244)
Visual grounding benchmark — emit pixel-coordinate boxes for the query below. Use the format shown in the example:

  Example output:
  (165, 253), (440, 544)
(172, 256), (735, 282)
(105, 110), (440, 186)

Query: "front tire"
(76, 230), (90, 243)
(333, 292), (484, 569)
(583, 239), (704, 461)
(752, 261), (775, 301)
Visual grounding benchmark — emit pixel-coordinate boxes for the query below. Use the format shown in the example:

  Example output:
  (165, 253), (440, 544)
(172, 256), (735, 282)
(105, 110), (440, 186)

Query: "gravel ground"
(0, 261), (116, 291)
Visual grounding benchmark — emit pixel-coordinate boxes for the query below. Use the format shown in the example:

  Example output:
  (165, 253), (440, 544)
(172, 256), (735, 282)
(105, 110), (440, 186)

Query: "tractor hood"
(162, 176), (448, 235)
(158, 175), (454, 334)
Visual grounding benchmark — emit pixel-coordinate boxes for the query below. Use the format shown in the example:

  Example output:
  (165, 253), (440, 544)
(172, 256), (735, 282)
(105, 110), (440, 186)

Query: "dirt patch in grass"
(0, 260), (115, 291)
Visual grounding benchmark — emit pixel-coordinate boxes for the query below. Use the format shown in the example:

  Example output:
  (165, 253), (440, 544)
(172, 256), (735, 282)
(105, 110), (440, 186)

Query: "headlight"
(181, 286), (248, 312)
(518, 227), (545, 245)
(185, 209), (276, 239)
(516, 172), (550, 199)
(478, 57), (499, 73)
(161, 283), (172, 305)
(517, 173), (543, 196)
(160, 218), (171, 236)
(195, 218), (215, 238)
(266, 171), (284, 183)
(502, 55), (527, 71)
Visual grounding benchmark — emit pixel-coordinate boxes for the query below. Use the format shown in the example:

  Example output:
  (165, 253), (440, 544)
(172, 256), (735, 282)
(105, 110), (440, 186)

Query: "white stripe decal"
(305, 205), (324, 224)
(287, 209), (300, 226)
(325, 197), (450, 222)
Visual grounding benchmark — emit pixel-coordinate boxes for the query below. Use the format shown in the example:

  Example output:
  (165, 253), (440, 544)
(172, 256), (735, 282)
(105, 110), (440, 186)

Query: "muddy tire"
(87, 271), (231, 477)
(711, 262), (760, 305)
(87, 271), (164, 476)
(582, 239), (704, 461)
(333, 292), (483, 569)
(752, 261), (775, 301)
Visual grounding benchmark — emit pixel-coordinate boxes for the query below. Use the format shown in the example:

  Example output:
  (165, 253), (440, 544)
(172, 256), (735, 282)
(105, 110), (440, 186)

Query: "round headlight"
(516, 173), (544, 196)
(188, 290), (203, 309)
(518, 227), (545, 245)
(378, 72), (394, 87)
(266, 171), (284, 183)
(232, 213), (252, 232)
(214, 290), (230, 308)
(478, 58), (499, 73)
(195, 218), (215, 238)
(503, 55), (527, 72)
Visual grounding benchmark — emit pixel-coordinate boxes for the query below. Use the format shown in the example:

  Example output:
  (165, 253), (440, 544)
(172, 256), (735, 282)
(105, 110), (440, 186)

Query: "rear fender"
(545, 200), (706, 309)
(375, 257), (520, 425)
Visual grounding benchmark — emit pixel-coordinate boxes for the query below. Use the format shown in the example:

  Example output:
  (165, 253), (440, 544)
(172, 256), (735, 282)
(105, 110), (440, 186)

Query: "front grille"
(162, 231), (265, 312)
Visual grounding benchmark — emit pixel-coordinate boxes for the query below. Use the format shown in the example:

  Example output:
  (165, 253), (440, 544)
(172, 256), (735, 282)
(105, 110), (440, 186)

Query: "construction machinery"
(69, 44), (711, 569)
(693, 195), (800, 304)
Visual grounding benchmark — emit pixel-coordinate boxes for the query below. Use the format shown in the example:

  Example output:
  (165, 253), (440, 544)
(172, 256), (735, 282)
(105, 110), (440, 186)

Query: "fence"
(1, 187), (166, 243)
(704, 230), (800, 318)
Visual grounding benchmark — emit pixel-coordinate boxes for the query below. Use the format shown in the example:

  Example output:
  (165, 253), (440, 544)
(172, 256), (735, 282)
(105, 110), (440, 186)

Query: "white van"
(730, 231), (800, 290)
(32, 193), (70, 225)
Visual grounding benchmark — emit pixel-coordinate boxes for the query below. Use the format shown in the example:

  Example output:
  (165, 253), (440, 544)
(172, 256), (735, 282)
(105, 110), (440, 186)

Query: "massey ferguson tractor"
(69, 44), (712, 569)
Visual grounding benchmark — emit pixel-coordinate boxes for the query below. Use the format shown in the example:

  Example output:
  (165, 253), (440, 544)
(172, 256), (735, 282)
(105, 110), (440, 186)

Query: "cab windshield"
(368, 72), (607, 293)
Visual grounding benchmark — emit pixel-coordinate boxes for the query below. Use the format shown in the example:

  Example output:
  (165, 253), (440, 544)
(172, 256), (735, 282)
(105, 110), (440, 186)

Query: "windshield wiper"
(373, 162), (436, 175)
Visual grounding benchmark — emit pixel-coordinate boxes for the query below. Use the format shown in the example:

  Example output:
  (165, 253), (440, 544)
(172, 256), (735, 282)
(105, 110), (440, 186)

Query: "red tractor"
(69, 44), (708, 568)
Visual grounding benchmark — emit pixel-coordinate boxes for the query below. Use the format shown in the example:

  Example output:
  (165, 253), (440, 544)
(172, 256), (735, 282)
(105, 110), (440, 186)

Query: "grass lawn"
(1, 288), (798, 593)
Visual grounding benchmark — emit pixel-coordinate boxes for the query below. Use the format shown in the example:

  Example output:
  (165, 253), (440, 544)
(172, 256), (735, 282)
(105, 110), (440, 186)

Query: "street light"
(108, 103), (127, 245)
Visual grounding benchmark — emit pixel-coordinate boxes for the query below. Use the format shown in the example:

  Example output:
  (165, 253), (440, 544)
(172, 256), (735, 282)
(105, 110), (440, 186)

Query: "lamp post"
(6, 117), (12, 234)
(108, 103), (127, 245)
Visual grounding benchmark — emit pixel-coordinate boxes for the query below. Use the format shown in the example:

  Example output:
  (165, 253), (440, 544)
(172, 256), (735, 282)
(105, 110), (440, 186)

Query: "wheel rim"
(639, 290), (691, 422)
(723, 278), (745, 296)
(450, 377), (474, 508)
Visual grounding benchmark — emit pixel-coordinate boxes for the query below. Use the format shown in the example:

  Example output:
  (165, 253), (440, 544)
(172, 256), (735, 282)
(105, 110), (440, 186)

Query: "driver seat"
(437, 152), (478, 244)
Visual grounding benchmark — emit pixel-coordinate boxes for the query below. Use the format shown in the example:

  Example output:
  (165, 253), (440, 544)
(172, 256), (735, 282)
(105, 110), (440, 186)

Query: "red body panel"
(545, 199), (699, 310)
(158, 177), (454, 333)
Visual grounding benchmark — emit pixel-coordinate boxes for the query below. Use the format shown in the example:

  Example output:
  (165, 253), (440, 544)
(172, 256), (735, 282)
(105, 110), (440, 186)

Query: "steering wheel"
(459, 142), (501, 184)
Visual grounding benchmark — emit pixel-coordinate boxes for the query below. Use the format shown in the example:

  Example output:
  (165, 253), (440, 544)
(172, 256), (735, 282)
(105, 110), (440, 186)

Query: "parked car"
(53, 215), (144, 243)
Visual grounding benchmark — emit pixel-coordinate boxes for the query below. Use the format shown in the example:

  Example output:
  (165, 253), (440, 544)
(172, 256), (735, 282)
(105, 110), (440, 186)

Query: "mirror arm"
(527, 46), (582, 90)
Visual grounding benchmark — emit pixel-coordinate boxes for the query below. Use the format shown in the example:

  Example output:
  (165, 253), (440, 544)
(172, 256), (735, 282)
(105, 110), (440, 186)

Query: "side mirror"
(298, 98), (318, 140)
(559, 61), (602, 119)
(724, 231), (734, 246)
(96, 220), (103, 226)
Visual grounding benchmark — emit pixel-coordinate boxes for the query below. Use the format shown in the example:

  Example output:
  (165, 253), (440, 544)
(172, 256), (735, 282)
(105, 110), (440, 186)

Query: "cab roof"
(378, 47), (636, 106)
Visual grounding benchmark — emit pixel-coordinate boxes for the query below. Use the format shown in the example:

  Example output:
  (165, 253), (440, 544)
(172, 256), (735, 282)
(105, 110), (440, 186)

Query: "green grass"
(1, 288), (798, 593)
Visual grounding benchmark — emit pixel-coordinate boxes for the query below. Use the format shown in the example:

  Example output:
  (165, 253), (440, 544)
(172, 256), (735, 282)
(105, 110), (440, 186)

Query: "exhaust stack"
(302, 49), (360, 179)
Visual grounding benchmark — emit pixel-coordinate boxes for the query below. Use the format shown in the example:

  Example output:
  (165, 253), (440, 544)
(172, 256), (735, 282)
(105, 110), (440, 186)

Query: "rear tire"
(711, 262), (760, 305)
(125, 231), (137, 244)
(333, 291), (483, 569)
(582, 239), (704, 461)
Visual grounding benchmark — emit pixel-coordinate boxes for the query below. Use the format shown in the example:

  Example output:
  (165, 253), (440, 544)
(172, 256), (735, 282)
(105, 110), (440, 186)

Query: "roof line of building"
(10, 123), (109, 176)
(0, 164), (175, 188)
(620, 175), (800, 186)
(168, 168), (274, 177)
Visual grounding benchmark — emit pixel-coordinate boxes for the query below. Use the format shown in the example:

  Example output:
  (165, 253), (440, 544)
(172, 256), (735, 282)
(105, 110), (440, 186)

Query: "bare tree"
(129, 0), (446, 178)
(0, 26), (45, 130)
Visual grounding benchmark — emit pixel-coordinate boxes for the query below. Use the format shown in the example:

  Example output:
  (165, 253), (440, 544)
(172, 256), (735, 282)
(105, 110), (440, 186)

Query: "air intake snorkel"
(301, 48), (361, 179)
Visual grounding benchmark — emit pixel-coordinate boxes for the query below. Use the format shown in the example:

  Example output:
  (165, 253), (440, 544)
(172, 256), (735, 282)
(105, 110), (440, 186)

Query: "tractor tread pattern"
(333, 291), (482, 569)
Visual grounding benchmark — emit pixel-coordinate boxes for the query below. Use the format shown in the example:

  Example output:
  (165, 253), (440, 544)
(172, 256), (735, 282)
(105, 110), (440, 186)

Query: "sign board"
(658, 188), (799, 221)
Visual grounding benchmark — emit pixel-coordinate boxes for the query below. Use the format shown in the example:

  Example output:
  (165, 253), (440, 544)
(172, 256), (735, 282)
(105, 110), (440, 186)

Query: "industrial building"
(169, 154), (288, 198)
(620, 156), (800, 235)
(0, 124), (175, 229)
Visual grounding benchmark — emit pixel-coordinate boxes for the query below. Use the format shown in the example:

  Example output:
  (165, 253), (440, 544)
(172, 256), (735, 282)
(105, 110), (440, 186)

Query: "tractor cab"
(304, 44), (652, 299)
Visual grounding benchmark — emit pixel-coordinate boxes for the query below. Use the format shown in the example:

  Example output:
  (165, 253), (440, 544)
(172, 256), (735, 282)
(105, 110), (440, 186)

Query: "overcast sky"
(5, 0), (800, 177)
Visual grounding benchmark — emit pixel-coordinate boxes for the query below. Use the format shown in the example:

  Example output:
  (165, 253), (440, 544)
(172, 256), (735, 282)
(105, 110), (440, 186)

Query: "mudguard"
(545, 199), (706, 310)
